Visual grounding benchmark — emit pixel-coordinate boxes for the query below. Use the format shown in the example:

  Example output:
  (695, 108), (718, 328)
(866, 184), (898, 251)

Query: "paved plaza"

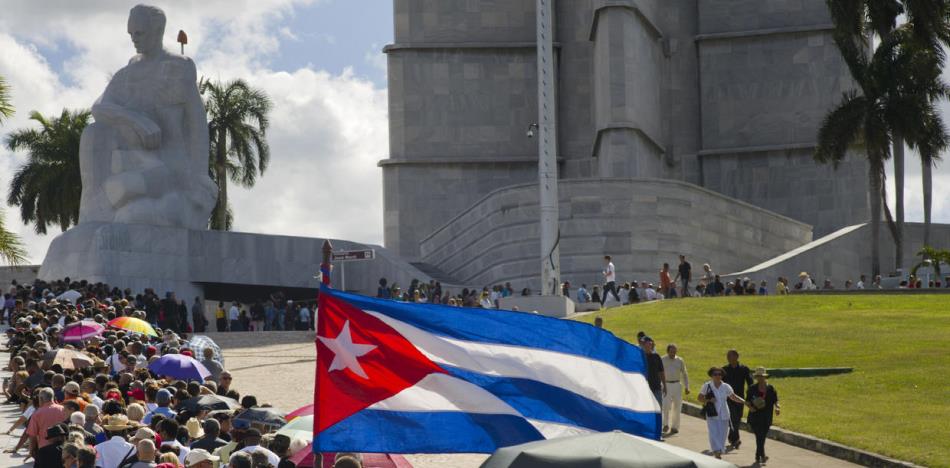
(0, 331), (860, 468)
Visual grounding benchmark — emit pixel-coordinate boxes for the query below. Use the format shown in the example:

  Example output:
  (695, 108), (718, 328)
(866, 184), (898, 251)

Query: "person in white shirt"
(856, 274), (866, 289)
(298, 304), (311, 330)
(158, 418), (190, 465)
(601, 255), (620, 305)
(644, 284), (658, 301)
(96, 415), (136, 468)
(698, 367), (747, 459)
(661, 344), (690, 435)
(228, 302), (241, 332)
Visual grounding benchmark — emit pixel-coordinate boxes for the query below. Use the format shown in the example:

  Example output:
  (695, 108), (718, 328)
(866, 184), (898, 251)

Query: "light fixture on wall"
(526, 123), (538, 138)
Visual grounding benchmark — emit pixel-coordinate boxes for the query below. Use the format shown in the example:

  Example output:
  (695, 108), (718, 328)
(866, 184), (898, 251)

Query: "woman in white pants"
(698, 367), (747, 459)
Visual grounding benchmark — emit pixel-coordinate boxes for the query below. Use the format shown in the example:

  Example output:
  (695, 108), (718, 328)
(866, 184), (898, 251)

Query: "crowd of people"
(0, 277), (329, 468)
(373, 253), (948, 314)
(210, 299), (314, 333)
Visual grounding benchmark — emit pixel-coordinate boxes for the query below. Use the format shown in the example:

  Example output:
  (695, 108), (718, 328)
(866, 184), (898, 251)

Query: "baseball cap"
(184, 449), (219, 467)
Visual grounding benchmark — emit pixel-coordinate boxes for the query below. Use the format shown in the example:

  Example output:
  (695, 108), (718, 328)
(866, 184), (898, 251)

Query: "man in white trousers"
(661, 343), (690, 434)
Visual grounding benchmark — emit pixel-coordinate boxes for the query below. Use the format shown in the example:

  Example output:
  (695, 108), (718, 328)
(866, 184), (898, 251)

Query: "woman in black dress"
(746, 367), (780, 464)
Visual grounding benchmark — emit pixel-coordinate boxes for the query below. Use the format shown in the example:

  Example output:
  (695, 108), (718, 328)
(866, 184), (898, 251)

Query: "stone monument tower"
(381, 0), (870, 270)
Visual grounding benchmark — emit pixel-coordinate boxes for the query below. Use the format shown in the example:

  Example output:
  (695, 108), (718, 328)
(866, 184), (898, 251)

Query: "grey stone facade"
(382, 0), (868, 262)
(419, 178), (813, 292)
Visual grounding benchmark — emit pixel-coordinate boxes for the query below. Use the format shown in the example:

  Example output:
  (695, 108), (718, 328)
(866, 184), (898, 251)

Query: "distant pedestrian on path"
(215, 301), (227, 332)
(674, 255), (692, 298)
(661, 344), (689, 435)
(723, 349), (753, 450)
(699, 367), (747, 459)
(746, 367), (780, 464)
(601, 256), (620, 305)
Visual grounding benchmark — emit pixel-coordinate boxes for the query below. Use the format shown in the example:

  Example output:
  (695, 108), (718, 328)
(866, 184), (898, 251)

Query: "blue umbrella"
(148, 354), (211, 381)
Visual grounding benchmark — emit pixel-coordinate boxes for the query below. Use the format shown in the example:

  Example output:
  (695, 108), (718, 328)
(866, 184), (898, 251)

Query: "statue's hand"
(133, 118), (162, 150)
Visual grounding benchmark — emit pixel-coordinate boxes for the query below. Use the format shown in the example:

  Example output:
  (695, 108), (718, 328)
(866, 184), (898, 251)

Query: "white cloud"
(0, 0), (386, 263)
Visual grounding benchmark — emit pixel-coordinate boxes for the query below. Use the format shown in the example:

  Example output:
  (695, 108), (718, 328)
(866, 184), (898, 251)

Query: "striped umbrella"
(108, 316), (158, 337)
(62, 320), (105, 343)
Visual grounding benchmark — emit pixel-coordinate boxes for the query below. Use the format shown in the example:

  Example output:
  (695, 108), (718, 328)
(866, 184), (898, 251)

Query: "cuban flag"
(313, 287), (660, 454)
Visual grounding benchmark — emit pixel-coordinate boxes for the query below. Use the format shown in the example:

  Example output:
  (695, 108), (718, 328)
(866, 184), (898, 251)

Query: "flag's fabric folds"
(314, 287), (660, 454)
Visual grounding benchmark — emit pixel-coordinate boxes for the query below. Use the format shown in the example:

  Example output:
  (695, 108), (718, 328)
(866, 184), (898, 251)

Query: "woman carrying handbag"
(698, 367), (747, 459)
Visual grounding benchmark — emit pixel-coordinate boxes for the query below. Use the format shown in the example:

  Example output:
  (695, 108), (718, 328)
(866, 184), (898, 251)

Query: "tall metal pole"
(536, 0), (561, 296)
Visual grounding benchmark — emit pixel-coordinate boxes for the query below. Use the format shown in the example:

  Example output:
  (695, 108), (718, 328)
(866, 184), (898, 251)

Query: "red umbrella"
(287, 403), (314, 421)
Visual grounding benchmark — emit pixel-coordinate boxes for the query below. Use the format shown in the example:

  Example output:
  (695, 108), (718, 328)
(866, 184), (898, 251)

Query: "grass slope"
(578, 294), (950, 467)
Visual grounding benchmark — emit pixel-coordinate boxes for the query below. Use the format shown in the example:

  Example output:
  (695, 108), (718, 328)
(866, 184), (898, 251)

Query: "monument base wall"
(38, 222), (439, 307)
(418, 178), (814, 292)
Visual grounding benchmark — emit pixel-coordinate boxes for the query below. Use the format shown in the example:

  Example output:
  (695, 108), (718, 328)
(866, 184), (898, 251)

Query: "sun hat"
(184, 449), (219, 467)
(185, 417), (205, 439)
(102, 414), (133, 431)
(753, 367), (769, 378)
(799, 271), (808, 278)
(131, 427), (156, 442)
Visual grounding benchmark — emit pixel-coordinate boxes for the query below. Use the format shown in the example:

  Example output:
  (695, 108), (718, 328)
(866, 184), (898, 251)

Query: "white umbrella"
(56, 290), (83, 304)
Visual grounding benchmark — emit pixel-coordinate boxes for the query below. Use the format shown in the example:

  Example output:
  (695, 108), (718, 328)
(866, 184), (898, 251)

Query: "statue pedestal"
(38, 222), (202, 300)
(497, 295), (575, 318)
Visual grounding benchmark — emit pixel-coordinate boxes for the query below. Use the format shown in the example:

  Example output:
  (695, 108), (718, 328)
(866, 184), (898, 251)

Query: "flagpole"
(536, 0), (561, 296)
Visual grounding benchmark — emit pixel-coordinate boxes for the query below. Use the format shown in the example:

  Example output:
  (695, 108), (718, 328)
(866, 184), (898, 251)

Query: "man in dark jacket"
(723, 349), (753, 450)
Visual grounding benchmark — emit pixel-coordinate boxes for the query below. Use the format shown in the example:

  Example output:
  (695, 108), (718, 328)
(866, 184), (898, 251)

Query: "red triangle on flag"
(315, 292), (445, 432)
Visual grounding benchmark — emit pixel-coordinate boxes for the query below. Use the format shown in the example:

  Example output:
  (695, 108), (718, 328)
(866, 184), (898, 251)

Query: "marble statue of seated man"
(78, 4), (216, 230)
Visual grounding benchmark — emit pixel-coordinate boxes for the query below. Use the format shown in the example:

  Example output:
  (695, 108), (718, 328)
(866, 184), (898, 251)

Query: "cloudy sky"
(0, 1), (948, 264)
(0, 0), (391, 263)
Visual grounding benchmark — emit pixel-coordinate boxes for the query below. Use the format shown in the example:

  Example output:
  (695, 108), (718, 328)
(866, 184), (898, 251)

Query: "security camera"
(526, 123), (538, 138)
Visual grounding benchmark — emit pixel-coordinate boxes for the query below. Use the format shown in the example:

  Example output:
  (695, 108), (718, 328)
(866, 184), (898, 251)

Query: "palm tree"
(199, 78), (272, 231)
(0, 76), (27, 265)
(909, 246), (950, 281)
(5, 109), (89, 235)
(0, 75), (13, 123)
(819, 1), (948, 276)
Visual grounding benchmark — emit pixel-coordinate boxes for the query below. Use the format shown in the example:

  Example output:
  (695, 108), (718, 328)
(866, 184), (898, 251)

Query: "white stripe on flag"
(366, 311), (660, 413)
(367, 373), (595, 440)
(367, 373), (520, 416)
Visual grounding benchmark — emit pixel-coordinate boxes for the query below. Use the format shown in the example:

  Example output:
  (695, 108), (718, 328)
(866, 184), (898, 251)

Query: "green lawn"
(577, 294), (950, 467)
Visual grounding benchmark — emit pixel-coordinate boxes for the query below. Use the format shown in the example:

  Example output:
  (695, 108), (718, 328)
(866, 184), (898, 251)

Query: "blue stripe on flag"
(445, 366), (661, 440)
(323, 288), (647, 374)
(315, 409), (543, 453)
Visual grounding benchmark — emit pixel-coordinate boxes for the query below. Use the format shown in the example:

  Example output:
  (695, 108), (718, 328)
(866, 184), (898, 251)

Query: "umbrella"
(481, 431), (737, 468)
(179, 394), (242, 413)
(108, 316), (158, 337)
(56, 289), (83, 304)
(277, 414), (313, 441)
(234, 407), (287, 428)
(43, 348), (95, 370)
(147, 354), (210, 381)
(61, 320), (105, 343)
(187, 335), (224, 364)
(286, 403), (313, 421)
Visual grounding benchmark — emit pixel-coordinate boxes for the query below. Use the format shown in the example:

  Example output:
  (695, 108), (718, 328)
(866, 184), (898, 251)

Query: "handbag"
(700, 385), (718, 419)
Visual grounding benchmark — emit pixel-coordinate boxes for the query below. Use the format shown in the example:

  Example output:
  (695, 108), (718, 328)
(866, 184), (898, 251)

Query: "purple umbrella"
(61, 320), (105, 344)
(148, 354), (211, 381)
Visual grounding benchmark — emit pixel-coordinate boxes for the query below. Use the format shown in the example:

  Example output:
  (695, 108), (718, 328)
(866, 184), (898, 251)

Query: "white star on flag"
(318, 320), (377, 379)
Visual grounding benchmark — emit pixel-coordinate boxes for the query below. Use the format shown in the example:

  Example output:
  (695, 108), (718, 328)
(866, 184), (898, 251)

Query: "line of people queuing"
(1, 278), (319, 468)
(212, 300), (314, 333)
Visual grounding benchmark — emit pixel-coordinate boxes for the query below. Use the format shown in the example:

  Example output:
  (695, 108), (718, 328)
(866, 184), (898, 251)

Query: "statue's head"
(127, 4), (166, 55)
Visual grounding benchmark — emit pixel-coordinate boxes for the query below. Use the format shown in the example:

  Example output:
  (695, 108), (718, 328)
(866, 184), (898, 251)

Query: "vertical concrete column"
(589, 0), (666, 178)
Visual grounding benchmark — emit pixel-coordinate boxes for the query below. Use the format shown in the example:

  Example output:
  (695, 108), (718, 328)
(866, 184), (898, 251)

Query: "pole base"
(497, 295), (575, 318)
